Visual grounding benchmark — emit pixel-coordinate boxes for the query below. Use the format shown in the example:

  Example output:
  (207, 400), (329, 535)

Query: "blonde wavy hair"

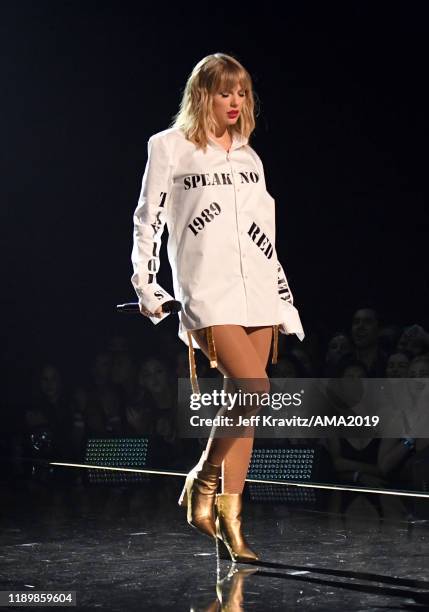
(169, 53), (258, 151)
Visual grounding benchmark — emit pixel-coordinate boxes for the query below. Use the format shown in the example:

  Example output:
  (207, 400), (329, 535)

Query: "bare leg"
(189, 325), (273, 492)
(222, 326), (273, 493)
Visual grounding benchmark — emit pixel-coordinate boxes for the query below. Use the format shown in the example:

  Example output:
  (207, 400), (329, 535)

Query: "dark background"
(2, 2), (428, 402)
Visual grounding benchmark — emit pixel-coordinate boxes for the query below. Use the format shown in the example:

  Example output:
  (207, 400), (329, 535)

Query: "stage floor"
(1, 461), (429, 611)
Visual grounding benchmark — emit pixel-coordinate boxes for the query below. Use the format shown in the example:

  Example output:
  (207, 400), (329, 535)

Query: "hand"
(139, 304), (163, 318)
(126, 405), (143, 429)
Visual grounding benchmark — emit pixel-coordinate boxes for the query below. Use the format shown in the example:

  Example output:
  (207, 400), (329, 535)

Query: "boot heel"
(216, 536), (232, 561)
(215, 493), (259, 563)
(177, 482), (188, 507)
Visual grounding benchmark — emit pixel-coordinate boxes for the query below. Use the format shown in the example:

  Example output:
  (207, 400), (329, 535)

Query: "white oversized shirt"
(131, 126), (305, 349)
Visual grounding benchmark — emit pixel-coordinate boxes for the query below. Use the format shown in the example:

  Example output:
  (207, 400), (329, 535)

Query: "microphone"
(116, 300), (182, 314)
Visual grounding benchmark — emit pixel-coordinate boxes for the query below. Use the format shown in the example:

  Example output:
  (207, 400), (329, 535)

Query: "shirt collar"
(207, 131), (248, 152)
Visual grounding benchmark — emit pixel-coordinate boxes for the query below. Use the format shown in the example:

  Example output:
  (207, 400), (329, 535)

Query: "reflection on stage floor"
(1, 460), (429, 611)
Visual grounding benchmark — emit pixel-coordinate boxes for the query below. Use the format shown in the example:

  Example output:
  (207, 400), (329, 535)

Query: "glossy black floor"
(1, 459), (429, 611)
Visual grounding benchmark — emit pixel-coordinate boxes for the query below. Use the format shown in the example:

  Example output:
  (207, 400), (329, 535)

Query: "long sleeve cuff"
(132, 280), (175, 326)
(279, 301), (305, 341)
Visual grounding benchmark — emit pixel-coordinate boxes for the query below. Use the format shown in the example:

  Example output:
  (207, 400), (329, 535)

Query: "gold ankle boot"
(178, 459), (221, 538)
(215, 493), (259, 563)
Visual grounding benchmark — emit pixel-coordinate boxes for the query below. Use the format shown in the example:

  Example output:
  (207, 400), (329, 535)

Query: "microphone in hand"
(116, 300), (182, 316)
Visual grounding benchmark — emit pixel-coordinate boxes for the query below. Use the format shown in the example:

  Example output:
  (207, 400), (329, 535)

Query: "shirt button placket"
(229, 156), (249, 319)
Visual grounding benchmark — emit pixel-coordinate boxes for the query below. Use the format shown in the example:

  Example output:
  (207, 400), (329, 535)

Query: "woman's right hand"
(139, 303), (163, 318)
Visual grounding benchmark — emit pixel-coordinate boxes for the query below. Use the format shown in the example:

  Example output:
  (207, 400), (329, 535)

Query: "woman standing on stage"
(131, 52), (304, 562)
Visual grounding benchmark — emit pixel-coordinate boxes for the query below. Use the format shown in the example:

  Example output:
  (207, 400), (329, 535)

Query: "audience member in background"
(324, 355), (368, 411)
(290, 346), (315, 376)
(378, 355), (429, 489)
(138, 357), (175, 414)
(25, 363), (74, 460)
(109, 336), (137, 406)
(325, 356), (387, 487)
(74, 351), (125, 437)
(323, 331), (354, 377)
(396, 324), (429, 359)
(385, 352), (410, 378)
(351, 307), (388, 377)
(296, 331), (324, 376)
(124, 360), (158, 435)
(150, 410), (185, 467)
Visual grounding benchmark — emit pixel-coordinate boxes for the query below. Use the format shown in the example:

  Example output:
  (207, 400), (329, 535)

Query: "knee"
(246, 377), (270, 397)
(241, 378), (270, 417)
(259, 378), (271, 396)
